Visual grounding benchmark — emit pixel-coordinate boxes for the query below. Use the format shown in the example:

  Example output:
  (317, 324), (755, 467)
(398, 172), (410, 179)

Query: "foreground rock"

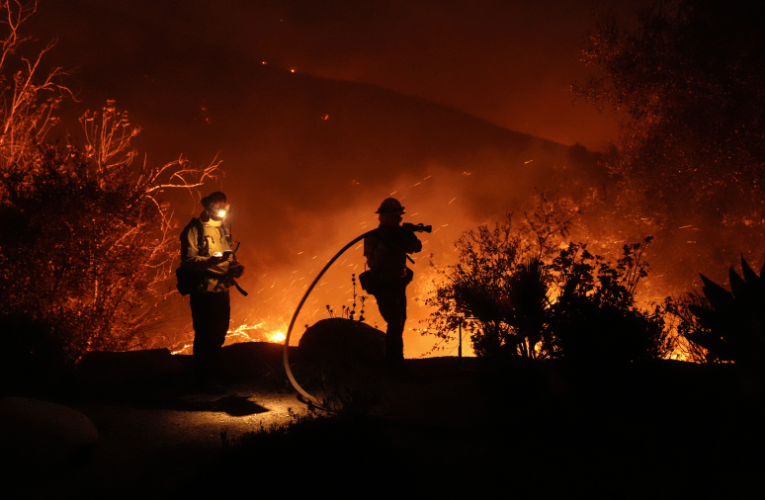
(0, 397), (98, 473)
(297, 319), (386, 411)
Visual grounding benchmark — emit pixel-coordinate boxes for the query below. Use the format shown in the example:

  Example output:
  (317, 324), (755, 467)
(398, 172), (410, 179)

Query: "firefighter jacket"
(180, 216), (233, 293)
(364, 225), (422, 281)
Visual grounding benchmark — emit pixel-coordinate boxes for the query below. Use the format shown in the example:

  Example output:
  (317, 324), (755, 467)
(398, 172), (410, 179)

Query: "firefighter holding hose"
(363, 198), (423, 366)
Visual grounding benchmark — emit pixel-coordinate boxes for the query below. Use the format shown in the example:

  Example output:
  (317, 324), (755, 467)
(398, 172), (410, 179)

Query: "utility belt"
(205, 268), (248, 296)
(359, 267), (413, 295)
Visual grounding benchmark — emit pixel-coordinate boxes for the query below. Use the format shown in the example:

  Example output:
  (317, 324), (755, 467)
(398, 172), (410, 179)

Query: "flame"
(158, 167), (731, 363)
(268, 330), (286, 343)
(226, 322), (264, 345)
(171, 342), (193, 355)
(227, 322), (263, 336)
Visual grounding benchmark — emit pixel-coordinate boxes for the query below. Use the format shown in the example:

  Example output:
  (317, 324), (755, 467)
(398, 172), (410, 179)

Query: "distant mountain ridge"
(36, 0), (602, 235)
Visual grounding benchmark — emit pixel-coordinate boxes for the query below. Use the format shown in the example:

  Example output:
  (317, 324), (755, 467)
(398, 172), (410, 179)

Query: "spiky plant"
(686, 257), (765, 367)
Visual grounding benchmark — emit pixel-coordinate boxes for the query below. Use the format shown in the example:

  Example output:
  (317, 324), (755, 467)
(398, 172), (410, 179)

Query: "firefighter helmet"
(375, 198), (405, 214)
(202, 191), (228, 209)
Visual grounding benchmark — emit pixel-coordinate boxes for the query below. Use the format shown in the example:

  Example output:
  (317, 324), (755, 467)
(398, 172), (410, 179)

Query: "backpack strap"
(222, 222), (233, 246)
(191, 218), (209, 257)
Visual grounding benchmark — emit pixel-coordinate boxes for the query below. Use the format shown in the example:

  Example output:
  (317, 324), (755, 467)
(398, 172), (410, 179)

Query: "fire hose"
(282, 231), (373, 405)
(282, 223), (431, 405)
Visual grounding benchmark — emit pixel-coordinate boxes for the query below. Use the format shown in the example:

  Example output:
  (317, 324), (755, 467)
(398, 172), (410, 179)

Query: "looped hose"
(283, 231), (374, 405)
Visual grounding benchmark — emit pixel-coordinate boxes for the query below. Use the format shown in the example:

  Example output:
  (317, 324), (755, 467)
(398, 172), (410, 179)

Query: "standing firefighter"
(178, 192), (245, 387)
(363, 198), (422, 365)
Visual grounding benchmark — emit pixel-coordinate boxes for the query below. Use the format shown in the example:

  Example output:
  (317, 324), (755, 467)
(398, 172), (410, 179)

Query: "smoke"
(27, 0), (665, 357)
(216, 134), (591, 358)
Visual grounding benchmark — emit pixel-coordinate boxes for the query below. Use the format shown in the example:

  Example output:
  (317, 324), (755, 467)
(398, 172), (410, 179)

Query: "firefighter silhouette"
(363, 198), (422, 364)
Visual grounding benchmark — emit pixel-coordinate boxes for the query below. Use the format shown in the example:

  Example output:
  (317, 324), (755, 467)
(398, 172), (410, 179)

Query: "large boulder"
(0, 397), (98, 473)
(297, 319), (386, 414)
(76, 348), (184, 390)
(299, 318), (385, 363)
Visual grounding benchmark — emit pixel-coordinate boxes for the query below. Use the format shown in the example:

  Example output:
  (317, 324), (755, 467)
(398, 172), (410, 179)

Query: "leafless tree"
(0, 1), (221, 367)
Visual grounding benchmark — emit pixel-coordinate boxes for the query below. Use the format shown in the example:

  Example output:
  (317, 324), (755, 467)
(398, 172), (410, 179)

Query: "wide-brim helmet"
(376, 197), (405, 214)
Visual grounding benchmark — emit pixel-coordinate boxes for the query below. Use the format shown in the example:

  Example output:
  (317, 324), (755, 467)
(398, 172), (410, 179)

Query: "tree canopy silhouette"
(574, 0), (765, 286)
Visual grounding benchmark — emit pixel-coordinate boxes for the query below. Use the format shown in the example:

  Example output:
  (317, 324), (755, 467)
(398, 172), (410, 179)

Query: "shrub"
(426, 214), (669, 362)
(425, 217), (552, 358)
(683, 257), (765, 369)
(548, 239), (668, 362)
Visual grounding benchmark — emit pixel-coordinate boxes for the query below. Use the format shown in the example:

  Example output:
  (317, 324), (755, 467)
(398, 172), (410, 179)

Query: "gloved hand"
(230, 263), (245, 278)
(207, 254), (229, 266)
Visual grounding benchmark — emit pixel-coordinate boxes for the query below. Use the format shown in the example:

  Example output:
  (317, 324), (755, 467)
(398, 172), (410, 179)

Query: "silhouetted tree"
(574, 0), (765, 286)
(576, 0), (765, 206)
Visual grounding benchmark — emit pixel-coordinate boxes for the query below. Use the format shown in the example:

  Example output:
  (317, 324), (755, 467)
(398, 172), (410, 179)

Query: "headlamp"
(216, 209), (227, 218)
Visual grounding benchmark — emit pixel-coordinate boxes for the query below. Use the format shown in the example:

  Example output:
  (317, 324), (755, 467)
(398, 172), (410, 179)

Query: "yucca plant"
(686, 257), (765, 367)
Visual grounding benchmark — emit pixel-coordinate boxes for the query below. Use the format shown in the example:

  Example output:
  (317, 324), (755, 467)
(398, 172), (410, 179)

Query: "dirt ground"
(7, 355), (489, 497)
(21, 388), (309, 495)
(5, 351), (764, 497)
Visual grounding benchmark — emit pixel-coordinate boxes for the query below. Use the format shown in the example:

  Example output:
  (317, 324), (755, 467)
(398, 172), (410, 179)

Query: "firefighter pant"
(373, 282), (408, 364)
(190, 290), (230, 383)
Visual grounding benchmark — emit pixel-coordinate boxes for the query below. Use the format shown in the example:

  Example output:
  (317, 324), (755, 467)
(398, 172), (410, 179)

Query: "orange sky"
(36, 0), (646, 150)
(25, 0), (653, 357)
